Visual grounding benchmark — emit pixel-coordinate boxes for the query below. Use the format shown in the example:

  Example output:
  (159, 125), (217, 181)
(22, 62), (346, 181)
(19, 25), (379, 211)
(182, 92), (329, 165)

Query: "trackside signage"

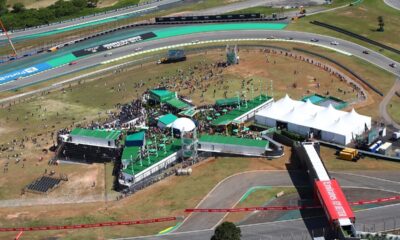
(0, 62), (52, 85)
(315, 179), (355, 223)
(72, 32), (156, 57)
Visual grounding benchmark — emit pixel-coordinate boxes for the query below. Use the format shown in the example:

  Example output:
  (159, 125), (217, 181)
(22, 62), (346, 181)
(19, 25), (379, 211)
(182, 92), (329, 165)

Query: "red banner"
(0, 217), (176, 232)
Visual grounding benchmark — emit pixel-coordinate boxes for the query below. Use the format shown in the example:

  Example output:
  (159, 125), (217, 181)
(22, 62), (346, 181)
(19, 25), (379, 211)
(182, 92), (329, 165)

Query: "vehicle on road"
(330, 41), (339, 45)
(286, 37), (293, 40)
(389, 63), (397, 68)
(310, 38), (319, 42)
(104, 52), (112, 57)
(69, 61), (77, 65)
(191, 40), (199, 44)
(266, 36), (275, 39)
(134, 47), (143, 52)
(362, 50), (369, 54)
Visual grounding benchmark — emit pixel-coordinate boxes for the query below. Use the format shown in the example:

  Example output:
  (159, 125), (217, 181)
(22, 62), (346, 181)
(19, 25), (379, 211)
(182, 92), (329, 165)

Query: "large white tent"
(255, 95), (371, 145)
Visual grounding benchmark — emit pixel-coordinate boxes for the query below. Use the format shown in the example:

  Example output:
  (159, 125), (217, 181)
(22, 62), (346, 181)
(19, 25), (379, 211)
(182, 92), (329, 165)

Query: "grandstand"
(119, 139), (181, 186)
(68, 128), (122, 148)
(26, 176), (63, 194)
(58, 128), (122, 162)
(211, 94), (273, 126)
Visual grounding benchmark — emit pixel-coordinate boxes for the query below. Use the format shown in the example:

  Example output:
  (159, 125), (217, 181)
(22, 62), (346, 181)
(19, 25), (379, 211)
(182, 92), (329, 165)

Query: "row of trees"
(0, 0), (102, 30)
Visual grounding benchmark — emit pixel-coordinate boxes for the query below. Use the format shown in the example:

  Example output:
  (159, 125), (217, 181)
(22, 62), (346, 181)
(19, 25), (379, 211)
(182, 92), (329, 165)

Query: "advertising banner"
(73, 32), (156, 57)
(0, 62), (52, 85)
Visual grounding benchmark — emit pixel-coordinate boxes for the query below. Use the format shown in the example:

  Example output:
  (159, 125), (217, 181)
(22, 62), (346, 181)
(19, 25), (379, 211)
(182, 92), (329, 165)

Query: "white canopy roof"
(172, 117), (196, 132)
(256, 95), (371, 143)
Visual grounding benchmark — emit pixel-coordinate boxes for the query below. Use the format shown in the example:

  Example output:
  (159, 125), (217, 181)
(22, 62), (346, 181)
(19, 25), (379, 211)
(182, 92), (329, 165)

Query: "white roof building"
(172, 117), (196, 133)
(255, 95), (371, 145)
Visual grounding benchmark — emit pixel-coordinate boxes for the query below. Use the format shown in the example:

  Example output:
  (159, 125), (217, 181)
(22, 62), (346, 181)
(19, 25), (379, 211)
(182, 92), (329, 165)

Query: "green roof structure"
(215, 97), (240, 107)
(166, 98), (190, 110)
(70, 128), (121, 140)
(158, 113), (178, 126)
(123, 139), (181, 175)
(121, 146), (141, 161)
(199, 135), (269, 148)
(212, 95), (271, 126)
(179, 108), (198, 118)
(149, 89), (176, 103)
(125, 131), (145, 142)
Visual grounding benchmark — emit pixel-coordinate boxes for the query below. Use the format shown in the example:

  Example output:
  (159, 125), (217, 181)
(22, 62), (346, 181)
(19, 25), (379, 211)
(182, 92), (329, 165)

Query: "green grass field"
(288, 0), (400, 62)
(387, 94), (400, 125)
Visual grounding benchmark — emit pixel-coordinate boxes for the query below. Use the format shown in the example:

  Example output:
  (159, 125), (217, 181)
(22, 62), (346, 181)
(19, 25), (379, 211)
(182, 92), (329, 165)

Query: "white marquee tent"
(255, 95), (371, 145)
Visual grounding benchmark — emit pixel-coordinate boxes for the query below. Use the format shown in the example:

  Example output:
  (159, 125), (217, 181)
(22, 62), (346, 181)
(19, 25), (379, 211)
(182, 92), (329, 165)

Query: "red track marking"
(185, 195), (400, 213)
(0, 217), (176, 232)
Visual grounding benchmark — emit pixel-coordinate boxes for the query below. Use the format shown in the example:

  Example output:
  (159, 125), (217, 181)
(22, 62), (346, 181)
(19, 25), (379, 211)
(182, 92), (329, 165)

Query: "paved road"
(1, 29), (399, 92)
(384, 0), (400, 10)
(110, 169), (400, 240)
(0, 0), (182, 41)
(175, 170), (400, 232)
(112, 204), (400, 240)
(379, 78), (400, 129)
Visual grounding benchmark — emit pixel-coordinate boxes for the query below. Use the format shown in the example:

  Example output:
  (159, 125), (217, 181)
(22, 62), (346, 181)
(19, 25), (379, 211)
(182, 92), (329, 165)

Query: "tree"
(12, 3), (26, 13)
(211, 222), (241, 240)
(0, 0), (8, 15)
(377, 16), (385, 32)
(72, 0), (88, 9)
(87, 0), (99, 8)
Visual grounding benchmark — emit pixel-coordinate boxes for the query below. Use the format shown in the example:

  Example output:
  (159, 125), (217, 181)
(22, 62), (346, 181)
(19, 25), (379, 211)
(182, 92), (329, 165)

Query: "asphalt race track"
(110, 170), (400, 240)
(1, 29), (400, 93)
(384, 0), (400, 10)
(0, 0), (183, 41)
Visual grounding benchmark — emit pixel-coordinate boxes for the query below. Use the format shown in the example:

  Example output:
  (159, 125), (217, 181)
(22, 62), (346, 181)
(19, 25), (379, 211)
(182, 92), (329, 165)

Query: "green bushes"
(1, 0), (140, 30)
(281, 129), (305, 141)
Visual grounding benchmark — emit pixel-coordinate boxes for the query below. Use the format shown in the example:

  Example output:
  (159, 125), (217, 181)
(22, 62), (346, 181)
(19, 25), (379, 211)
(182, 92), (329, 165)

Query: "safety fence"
(0, 217), (177, 232)
(1, 195), (399, 232)
(185, 195), (400, 213)
(293, 47), (384, 96)
(310, 21), (400, 55)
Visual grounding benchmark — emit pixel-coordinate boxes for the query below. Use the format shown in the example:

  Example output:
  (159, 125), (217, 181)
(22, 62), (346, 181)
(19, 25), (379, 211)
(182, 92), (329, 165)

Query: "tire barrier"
(293, 47), (384, 96)
(0, 216), (177, 232)
(185, 195), (400, 213)
(310, 21), (400, 55)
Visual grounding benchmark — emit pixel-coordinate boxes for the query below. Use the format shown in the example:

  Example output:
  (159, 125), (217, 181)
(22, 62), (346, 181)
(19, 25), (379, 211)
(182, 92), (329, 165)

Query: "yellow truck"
(339, 148), (358, 161)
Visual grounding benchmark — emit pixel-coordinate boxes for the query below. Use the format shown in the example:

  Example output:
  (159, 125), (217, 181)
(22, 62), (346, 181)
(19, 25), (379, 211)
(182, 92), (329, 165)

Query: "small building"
(125, 131), (145, 147)
(68, 128), (121, 148)
(157, 113), (178, 129)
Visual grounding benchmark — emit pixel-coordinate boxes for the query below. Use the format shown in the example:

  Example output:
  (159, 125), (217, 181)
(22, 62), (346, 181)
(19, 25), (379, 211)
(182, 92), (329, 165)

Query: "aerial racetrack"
(1, 5), (400, 240)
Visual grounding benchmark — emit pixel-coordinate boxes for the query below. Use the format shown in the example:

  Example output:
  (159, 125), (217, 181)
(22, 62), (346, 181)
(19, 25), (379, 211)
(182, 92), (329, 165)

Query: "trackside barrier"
(101, 38), (352, 65)
(293, 47), (384, 97)
(185, 195), (400, 213)
(0, 217), (176, 232)
(0, 196), (399, 232)
(310, 21), (400, 55)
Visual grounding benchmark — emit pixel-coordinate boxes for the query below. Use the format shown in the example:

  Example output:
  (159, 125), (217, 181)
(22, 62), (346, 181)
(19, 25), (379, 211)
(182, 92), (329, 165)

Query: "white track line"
(101, 38), (352, 65)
